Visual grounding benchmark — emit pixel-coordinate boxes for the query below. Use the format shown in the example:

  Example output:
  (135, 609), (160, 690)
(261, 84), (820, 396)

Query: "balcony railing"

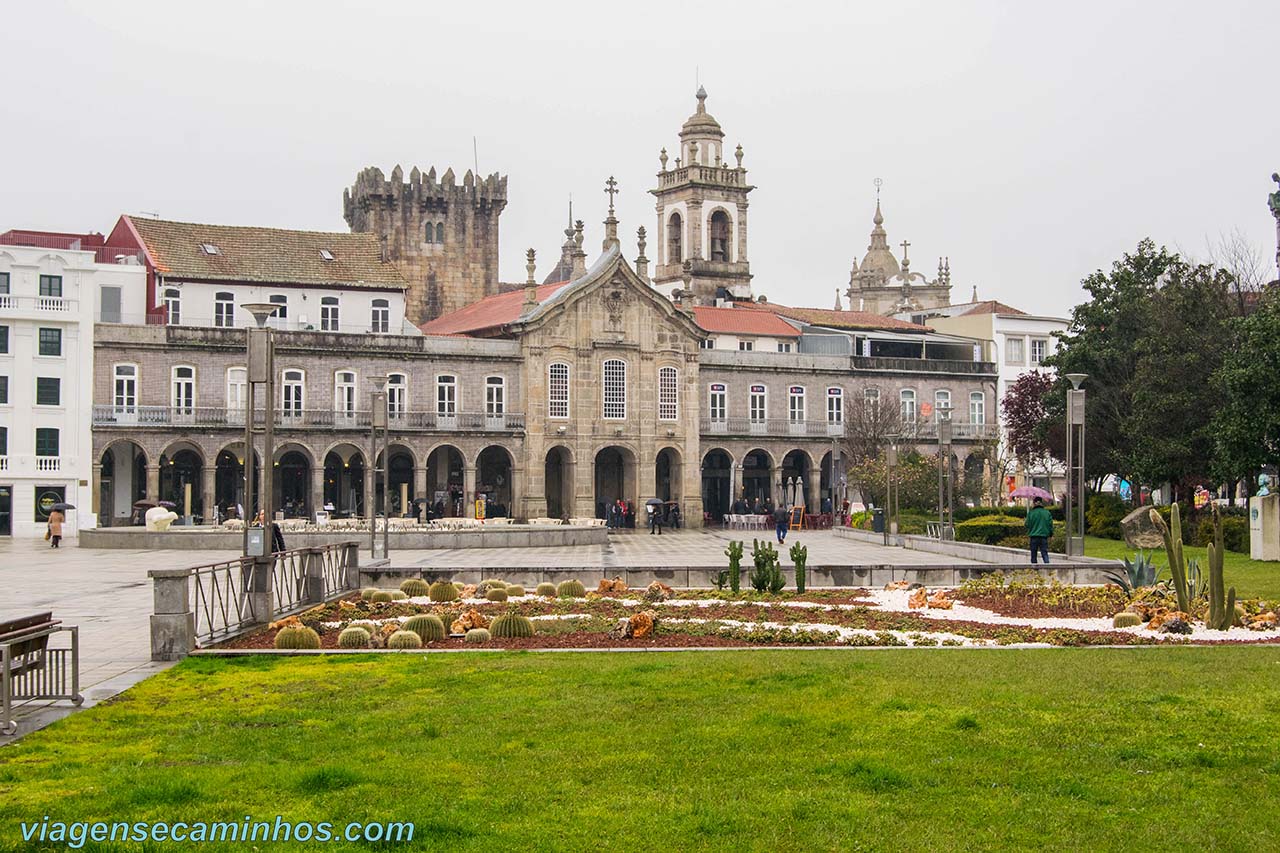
(92, 405), (525, 433)
(0, 294), (78, 314)
(0, 454), (71, 475)
(699, 418), (993, 440)
(94, 313), (411, 336)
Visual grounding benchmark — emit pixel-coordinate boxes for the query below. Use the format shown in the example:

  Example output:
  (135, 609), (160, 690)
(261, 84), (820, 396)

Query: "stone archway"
(275, 449), (311, 517)
(99, 440), (147, 527)
(594, 445), (637, 523)
(323, 444), (365, 518)
(741, 448), (773, 508)
(701, 449), (732, 522)
(159, 446), (204, 520)
(214, 444), (259, 521)
(476, 445), (514, 518)
(544, 446), (573, 520)
(781, 450), (814, 511)
(375, 444), (416, 518)
(426, 444), (465, 517)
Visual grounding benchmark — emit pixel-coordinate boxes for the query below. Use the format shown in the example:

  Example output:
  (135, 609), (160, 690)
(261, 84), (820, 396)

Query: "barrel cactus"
(370, 590), (394, 603)
(274, 625), (321, 650)
(476, 579), (507, 597)
(490, 613), (535, 638)
(464, 628), (492, 645)
(1112, 612), (1142, 629)
(387, 630), (424, 649)
(399, 578), (431, 598)
(485, 587), (509, 602)
(429, 580), (460, 602)
(402, 614), (446, 643)
(389, 590), (408, 601)
(360, 587), (379, 600)
(557, 579), (586, 598)
(506, 584), (526, 597)
(536, 582), (558, 597)
(338, 626), (372, 648)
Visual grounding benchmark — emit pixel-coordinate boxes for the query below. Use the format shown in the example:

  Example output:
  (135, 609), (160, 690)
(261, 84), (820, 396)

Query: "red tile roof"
(959, 300), (1027, 316)
(742, 301), (930, 332)
(419, 281), (569, 336)
(692, 305), (800, 337)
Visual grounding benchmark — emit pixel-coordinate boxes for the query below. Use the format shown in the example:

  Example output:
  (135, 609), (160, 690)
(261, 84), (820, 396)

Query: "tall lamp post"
(369, 375), (389, 560)
(1064, 373), (1088, 557)
(239, 302), (278, 558)
(937, 405), (954, 539)
(884, 435), (899, 546)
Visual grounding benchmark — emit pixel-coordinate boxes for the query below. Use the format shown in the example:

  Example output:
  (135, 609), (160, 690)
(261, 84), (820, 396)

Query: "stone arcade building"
(86, 90), (998, 528)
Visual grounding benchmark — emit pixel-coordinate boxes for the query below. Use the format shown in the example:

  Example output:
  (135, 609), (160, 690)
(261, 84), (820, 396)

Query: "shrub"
(1086, 493), (1129, 540)
(485, 587), (509, 602)
(955, 515), (1025, 546)
(557, 579), (586, 598)
(274, 626), (321, 650)
(399, 578), (430, 597)
(370, 591), (395, 603)
(401, 614), (446, 643)
(506, 584), (526, 597)
(464, 628), (491, 645)
(387, 630), (424, 649)
(1112, 612), (1143, 628)
(536, 582), (557, 597)
(1221, 516), (1248, 553)
(338, 626), (372, 648)
(490, 613), (535, 638)
(428, 580), (460, 602)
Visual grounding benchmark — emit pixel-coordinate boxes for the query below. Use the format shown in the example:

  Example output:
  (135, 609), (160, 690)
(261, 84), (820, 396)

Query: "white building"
(0, 243), (146, 536)
(897, 299), (1069, 496)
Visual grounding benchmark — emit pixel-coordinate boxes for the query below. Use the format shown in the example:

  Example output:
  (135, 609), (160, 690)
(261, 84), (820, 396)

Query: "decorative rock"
(1246, 612), (1278, 631)
(450, 608), (489, 634)
(460, 584), (478, 598)
(884, 580), (910, 591)
(597, 577), (628, 594)
(269, 614), (303, 631)
(1121, 506), (1166, 549)
(926, 590), (953, 610)
(643, 581), (673, 602)
(631, 610), (656, 639)
(907, 587), (928, 609)
(608, 617), (632, 639)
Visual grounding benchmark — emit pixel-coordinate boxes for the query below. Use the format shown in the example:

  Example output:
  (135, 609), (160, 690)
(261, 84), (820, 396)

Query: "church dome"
(680, 86), (725, 138)
(858, 200), (900, 276)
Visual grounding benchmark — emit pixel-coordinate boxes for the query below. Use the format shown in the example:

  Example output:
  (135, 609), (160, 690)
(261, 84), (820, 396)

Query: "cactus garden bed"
(214, 571), (1280, 652)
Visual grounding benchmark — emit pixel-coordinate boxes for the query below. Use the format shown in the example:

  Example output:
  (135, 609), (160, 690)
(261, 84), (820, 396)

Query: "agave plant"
(1102, 552), (1160, 594)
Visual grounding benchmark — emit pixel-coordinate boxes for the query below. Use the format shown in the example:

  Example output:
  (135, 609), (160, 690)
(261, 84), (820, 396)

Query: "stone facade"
(344, 165), (507, 325)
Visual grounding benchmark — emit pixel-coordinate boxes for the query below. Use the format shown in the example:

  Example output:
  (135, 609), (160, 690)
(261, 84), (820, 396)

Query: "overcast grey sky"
(5, 0), (1277, 318)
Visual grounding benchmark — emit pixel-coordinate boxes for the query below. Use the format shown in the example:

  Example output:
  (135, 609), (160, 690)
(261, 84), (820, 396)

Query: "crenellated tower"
(650, 88), (754, 304)
(344, 164), (508, 323)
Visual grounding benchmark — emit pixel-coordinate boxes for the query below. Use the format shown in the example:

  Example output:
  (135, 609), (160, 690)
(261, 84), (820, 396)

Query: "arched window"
(171, 365), (195, 415)
(436, 374), (457, 419)
(214, 292), (234, 327)
(435, 223), (445, 244)
(163, 288), (181, 325)
(387, 372), (407, 418)
(667, 212), (683, 265)
(602, 359), (626, 420)
(424, 222), (436, 244)
(970, 391), (986, 427)
(320, 296), (340, 331)
(282, 369), (305, 418)
(371, 298), (390, 334)
(334, 370), (357, 418)
(658, 366), (678, 421)
(709, 210), (731, 262)
(900, 389), (917, 423)
(268, 294), (287, 320)
(935, 389), (951, 418)
(548, 362), (570, 419)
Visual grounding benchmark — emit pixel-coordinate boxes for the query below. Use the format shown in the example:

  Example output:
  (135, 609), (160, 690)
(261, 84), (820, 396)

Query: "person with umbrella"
(1025, 497), (1053, 564)
(47, 502), (73, 548)
(646, 498), (664, 535)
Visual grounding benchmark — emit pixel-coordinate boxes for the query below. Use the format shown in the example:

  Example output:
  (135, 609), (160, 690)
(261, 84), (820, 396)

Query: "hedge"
(955, 515), (1026, 545)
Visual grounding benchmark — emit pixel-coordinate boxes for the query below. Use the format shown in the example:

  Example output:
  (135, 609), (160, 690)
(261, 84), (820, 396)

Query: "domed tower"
(649, 87), (754, 304)
(845, 193), (952, 314)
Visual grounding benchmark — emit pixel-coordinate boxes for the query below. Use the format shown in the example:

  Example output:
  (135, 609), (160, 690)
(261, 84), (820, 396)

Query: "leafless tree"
(841, 395), (903, 504)
(1202, 228), (1269, 315)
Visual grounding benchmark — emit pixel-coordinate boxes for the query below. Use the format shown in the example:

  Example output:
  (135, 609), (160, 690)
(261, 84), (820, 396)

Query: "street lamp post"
(937, 405), (954, 539)
(239, 302), (278, 559)
(369, 376), (388, 560)
(884, 435), (899, 546)
(1064, 373), (1088, 557)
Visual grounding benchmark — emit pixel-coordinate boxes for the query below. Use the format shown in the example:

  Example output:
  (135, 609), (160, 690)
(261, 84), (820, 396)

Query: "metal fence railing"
(191, 557), (261, 644)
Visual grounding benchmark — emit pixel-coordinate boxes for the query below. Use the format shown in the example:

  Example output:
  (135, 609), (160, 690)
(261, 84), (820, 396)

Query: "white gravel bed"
(663, 617), (993, 648)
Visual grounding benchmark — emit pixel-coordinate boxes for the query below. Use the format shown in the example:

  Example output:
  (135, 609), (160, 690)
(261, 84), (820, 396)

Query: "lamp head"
(239, 302), (278, 328)
(1065, 373), (1088, 390)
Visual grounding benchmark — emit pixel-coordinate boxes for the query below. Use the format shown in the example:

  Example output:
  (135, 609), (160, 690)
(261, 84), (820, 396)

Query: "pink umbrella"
(1009, 485), (1053, 501)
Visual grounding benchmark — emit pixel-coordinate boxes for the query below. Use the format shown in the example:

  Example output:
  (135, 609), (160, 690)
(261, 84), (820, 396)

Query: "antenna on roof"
(139, 210), (159, 219)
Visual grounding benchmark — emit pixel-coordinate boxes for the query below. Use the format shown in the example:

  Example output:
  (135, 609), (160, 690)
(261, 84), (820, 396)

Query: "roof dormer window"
(319, 248), (335, 261)
(199, 243), (220, 255)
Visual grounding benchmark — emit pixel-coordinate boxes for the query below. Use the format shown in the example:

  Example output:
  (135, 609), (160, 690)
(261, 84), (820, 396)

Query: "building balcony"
(0, 294), (79, 318)
(91, 405), (525, 433)
(699, 418), (992, 441)
(656, 164), (749, 189)
(0, 454), (71, 476)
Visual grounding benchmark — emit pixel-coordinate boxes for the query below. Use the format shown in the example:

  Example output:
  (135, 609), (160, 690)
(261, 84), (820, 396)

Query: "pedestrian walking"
(773, 504), (790, 545)
(47, 509), (64, 548)
(1025, 497), (1053, 564)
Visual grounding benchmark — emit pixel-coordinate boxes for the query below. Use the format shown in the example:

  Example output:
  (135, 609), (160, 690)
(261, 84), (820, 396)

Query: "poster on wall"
(35, 486), (66, 522)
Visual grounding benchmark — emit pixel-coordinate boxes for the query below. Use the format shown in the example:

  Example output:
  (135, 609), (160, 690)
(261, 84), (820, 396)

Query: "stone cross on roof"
(605, 176), (619, 213)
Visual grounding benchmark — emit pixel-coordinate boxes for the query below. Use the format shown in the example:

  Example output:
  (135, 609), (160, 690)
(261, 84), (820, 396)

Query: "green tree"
(1213, 292), (1280, 488)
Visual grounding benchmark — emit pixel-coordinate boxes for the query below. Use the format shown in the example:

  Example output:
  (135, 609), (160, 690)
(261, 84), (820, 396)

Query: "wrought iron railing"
(94, 404), (525, 432)
(270, 550), (307, 615)
(191, 557), (261, 644)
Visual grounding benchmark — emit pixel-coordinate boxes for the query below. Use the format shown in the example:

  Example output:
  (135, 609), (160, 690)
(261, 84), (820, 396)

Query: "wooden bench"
(2, 611), (82, 736)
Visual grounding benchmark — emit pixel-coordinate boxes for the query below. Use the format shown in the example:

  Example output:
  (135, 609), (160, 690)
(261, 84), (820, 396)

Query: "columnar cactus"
(274, 625), (321, 649)
(1150, 506), (1190, 614)
(338, 626), (372, 648)
(464, 628), (492, 645)
(387, 630), (424, 649)
(1206, 506), (1238, 631)
(789, 542), (808, 594)
(490, 613), (536, 638)
(724, 540), (744, 593)
(400, 578), (431, 597)
(402, 614), (446, 643)
(557, 579), (586, 598)
(536, 582), (558, 597)
(429, 580), (460, 602)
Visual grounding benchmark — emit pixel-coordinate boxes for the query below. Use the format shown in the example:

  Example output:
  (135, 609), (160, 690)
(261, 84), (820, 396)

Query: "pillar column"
(145, 464), (161, 504)
(360, 469), (370, 520)
(463, 466), (477, 518)
(91, 462), (102, 519)
(203, 475), (217, 525)
(806, 473), (820, 515)
(771, 467), (783, 506)
(309, 465), (324, 521)
(732, 463), (742, 503)
(510, 466), (524, 521)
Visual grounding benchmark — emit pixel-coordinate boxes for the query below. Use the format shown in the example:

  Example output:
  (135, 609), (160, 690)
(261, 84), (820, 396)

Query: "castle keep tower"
(344, 164), (507, 323)
(650, 88), (754, 304)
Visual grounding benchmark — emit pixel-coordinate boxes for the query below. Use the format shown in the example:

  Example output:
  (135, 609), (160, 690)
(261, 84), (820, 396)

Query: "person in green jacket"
(1025, 498), (1053, 564)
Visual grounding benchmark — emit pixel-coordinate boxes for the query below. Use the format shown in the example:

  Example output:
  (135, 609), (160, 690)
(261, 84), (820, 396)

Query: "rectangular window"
(35, 427), (59, 457)
(827, 388), (843, 424)
(39, 275), (63, 297)
(699, 338), (715, 350)
(1005, 337), (1024, 364)
(935, 389), (951, 416)
(321, 297), (340, 332)
(0, 375), (8, 404)
(334, 371), (357, 416)
(788, 386), (805, 422)
(269, 294), (288, 319)
(0, 426), (6, 455)
(214, 293), (235, 328)
(164, 288), (181, 325)
(34, 484), (65, 522)
(437, 376), (457, 418)
(708, 384), (726, 421)
(548, 363), (570, 419)
(738, 340), (754, 352)
(387, 374), (406, 417)
(1030, 338), (1048, 365)
(38, 328), (62, 356)
(172, 367), (195, 414)
(486, 377), (505, 416)
(36, 377), (61, 406)
(602, 359), (626, 420)
(658, 367), (678, 421)
(0, 272), (9, 293)
(900, 390), (917, 423)
(0, 326), (8, 354)
(282, 372), (305, 417)
(749, 385), (767, 422)
(970, 391), (986, 426)
(371, 299), (390, 334)
(777, 342), (793, 353)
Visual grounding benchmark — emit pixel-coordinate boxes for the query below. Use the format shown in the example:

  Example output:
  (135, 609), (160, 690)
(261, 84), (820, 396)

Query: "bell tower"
(649, 88), (754, 304)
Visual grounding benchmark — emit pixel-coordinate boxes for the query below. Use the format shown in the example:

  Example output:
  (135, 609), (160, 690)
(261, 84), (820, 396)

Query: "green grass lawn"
(3, 649), (1279, 851)
(1084, 535), (1280, 600)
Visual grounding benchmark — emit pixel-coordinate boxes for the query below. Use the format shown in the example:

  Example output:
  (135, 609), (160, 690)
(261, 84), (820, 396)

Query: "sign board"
(789, 505), (805, 530)
(474, 499), (486, 520)
(1068, 389), (1086, 425)
(827, 387), (842, 396)
(789, 386), (804, 394)
(710, 383), (726, 392)
(920, 401), (934, 419)
(750, 384), (765, 393)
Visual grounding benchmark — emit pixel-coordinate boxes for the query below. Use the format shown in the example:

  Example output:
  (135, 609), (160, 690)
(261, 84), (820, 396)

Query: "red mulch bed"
(952, 594), (1121, 619)
(210, 628), (752, 651)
